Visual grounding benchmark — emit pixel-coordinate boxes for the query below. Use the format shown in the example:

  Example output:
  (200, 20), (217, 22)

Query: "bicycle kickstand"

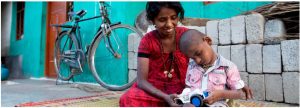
(55, 76), (75, 85)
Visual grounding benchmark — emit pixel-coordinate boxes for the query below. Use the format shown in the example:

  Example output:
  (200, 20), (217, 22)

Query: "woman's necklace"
(156, 31), (176, 78)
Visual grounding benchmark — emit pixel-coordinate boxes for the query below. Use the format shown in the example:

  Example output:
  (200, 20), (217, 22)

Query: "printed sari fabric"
(119, 27), (189, 107)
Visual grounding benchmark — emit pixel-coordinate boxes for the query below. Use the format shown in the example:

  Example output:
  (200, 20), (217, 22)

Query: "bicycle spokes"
(103, 26), (124, 59)
(90, 25), (140, 90)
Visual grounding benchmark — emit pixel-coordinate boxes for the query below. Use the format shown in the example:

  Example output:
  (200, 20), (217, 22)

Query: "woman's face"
(153, 7), (179, 37)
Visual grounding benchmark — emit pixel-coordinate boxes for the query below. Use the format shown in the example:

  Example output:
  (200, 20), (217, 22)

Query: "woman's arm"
(137, 57), (180, 106)
(203, 89), (244, 105)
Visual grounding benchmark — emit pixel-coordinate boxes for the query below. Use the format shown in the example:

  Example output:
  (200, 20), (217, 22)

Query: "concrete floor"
(1, 78), (109, 107)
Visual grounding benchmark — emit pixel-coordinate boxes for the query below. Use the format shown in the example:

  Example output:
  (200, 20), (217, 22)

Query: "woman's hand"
(164, 94), (181, 107)
(203, 90), (224, 105)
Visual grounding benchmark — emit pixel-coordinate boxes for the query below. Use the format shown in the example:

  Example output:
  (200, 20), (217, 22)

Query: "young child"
(179, 29), (246, 107)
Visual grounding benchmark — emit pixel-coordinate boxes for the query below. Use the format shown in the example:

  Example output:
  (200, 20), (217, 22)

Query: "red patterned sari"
(119, 27), (189, 107)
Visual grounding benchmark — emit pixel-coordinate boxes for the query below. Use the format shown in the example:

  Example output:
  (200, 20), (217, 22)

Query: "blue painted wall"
(181, 1), (271, 19)
(10, 2), (47, 78)
(9, 1), (271, 84)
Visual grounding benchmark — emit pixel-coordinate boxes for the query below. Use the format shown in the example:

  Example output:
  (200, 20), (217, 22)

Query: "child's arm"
(203, 89), (244, 105)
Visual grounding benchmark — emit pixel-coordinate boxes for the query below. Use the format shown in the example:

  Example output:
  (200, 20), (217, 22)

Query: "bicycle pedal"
(64, 50), (76, 55)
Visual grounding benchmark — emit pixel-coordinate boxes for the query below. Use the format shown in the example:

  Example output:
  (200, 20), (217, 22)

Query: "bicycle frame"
(53, 2), (141, 90)
(54, 2), (123, 63)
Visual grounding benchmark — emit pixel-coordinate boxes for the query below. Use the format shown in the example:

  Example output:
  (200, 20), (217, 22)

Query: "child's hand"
(164, 94), (181, 107)
(242, 85), (253, 100)
(203, 90), (224, 105)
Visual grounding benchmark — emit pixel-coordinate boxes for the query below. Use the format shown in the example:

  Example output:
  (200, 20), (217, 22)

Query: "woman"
(120, 2), (252, 107)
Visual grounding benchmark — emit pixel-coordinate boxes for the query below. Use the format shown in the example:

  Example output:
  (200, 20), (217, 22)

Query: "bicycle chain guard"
(62, 49), (85, 73)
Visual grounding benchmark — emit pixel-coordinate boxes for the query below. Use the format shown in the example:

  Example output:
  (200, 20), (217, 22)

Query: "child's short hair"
(179, 29), (206, 52)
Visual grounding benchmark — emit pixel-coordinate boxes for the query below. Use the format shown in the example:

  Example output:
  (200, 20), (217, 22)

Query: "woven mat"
(228, 99), (295, 107)
(15, 91), (124, 107)
(15, 91), (293, 107)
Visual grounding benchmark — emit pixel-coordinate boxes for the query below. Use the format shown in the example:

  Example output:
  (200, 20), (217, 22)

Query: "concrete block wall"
(197, 13), (298, 104)
(128, 13), (299, 105)
(128, 33), (140, 82)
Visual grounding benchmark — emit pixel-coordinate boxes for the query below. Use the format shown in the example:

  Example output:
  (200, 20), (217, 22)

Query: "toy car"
(174, 88), (209, 107)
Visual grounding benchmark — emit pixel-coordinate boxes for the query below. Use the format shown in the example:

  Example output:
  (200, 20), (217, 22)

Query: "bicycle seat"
(68, 10), (87, 18)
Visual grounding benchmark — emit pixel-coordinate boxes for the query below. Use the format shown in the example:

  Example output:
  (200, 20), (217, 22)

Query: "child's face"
(184, 37), (215, 66)
(153, 7), (179, 36)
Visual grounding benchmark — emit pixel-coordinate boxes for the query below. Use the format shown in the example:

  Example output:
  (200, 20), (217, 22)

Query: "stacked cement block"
(245, 14), (265, 44)
(206, 20), (219, 45)
(184, 26), (206, 34)
(264, 19), (286, 44)
(281, 40), (299, 72)
(231, 15), (246, 44)
(219, 18), (231, 45)
(127, 33), (141, 82)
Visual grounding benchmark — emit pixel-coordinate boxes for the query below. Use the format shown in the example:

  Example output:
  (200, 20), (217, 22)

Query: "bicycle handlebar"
(99, 1), (111, 7)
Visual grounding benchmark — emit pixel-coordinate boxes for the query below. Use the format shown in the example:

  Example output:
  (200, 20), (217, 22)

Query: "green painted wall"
(71, 2), (146, 84)
(10, 2), (47, 78)
(181, 1), (271, 19)
(9, 1), (271, 84)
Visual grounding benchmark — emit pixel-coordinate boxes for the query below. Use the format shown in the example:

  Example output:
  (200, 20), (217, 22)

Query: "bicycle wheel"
(54, 31), (80, 81)
(89, 24), (142, 91)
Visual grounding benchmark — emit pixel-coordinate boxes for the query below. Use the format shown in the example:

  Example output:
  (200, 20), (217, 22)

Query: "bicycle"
(51, 2), (142, 91)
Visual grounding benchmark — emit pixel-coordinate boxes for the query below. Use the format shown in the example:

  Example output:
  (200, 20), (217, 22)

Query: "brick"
(282, 72), (299, 104)
(263, 45), (281, 73)
(231, 45), (246, 72)
(218, 46), (230, 60)
(185, 26), (206, 34)
(128, 69), (137, 83)
(281, 40), (299, 71)
(206, 20), (219, 45)
(133, 33), (141, 52)
(246, 44), (262, 73)
(231, 15), (246, 44)
(128, 33), (135, 52)
(211, 45), (218, 54)
(128, 52), (137, 69)
(245, 14), (265, 44)
(265, 74), (283, 102)
(264, 19), (286, 44)
(128, 33), (141, 52)
(249, 74), (265, 101)
(239, 72), (248, 86)
(218, 18), (231, 45)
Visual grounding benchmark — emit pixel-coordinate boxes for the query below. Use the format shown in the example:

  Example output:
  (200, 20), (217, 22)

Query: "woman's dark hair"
(146, 2), (184, 22)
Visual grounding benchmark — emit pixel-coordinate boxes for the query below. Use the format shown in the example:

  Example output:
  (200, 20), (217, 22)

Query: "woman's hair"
(146, 2), (184, 22)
